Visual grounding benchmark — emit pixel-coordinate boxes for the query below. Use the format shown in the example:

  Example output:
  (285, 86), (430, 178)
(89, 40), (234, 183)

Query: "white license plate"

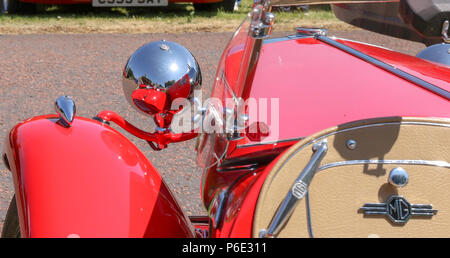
(92, 0), (168, 7)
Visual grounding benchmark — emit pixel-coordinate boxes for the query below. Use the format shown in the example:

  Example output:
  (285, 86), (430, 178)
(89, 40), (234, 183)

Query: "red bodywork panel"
(3, 115), (195, 238)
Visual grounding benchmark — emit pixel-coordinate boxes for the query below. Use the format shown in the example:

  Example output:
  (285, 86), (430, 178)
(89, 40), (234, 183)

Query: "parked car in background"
(0, 0), (237, 14)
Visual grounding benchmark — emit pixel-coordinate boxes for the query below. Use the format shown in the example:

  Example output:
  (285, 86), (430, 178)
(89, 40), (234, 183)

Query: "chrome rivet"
(442, 20), (449, 43)
(388, 167), (409, 188)
(312, 139), (327, 151)
(346, 139), (357, 150)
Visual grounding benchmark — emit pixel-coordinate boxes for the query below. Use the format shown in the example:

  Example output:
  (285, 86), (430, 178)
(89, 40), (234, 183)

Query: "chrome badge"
(360, 196), (437, 224)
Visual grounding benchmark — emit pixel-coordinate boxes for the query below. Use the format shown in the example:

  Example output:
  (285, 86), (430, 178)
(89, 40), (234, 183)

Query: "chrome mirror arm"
(259, 140), (328, 238)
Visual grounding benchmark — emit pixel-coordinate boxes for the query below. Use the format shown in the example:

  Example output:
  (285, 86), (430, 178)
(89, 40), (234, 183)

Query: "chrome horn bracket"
(442, 20), (449, 43)
(249, 1), (275, 39)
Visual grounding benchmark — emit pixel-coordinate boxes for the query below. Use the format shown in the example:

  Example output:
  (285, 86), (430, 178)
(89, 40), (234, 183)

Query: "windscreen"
(270, 0), (394, 7)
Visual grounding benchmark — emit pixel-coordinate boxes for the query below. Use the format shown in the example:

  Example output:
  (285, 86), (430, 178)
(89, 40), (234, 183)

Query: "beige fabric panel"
(253, 117), (450, 238)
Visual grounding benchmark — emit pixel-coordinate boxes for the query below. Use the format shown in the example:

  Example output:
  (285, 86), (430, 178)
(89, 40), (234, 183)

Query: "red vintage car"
(0, 0), (236, 14)
(1, 0), (449, 238)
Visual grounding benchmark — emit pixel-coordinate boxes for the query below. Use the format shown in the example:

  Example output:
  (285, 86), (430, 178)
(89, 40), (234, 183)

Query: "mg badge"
(360, 196), (437, 224)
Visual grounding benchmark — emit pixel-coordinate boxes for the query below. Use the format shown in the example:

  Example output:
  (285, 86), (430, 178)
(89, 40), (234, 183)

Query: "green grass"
(0, 0), (353, 34)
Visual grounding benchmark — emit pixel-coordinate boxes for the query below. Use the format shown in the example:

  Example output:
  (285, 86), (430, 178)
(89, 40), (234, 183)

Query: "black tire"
(194, 0), (235, 13)
(1, 195), (21, 238)
(1, 0), (36, 14)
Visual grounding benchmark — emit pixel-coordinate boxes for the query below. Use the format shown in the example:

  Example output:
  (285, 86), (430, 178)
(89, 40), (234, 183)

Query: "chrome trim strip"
(218, 68), (239, 105)
(316, 35), (450, 100)
(241, 121), (449, 149)
(318, 160), (450, 172)
(442, 20), (449, 43)
(216, 163), (259, 172)
(207, 189), (228, 229)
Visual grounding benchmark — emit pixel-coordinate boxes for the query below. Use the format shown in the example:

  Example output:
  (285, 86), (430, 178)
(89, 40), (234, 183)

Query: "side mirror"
(122, 40), (202, 128)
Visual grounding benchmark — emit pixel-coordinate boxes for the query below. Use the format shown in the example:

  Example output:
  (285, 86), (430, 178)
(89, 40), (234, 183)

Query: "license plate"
(92, 0), (168, 7)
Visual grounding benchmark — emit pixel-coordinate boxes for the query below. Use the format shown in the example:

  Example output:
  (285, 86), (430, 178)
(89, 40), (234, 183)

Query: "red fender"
(3, 115), (195, 238)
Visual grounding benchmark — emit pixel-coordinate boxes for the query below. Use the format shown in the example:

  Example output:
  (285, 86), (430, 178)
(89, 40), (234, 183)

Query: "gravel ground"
(0, 29), (426, 234)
